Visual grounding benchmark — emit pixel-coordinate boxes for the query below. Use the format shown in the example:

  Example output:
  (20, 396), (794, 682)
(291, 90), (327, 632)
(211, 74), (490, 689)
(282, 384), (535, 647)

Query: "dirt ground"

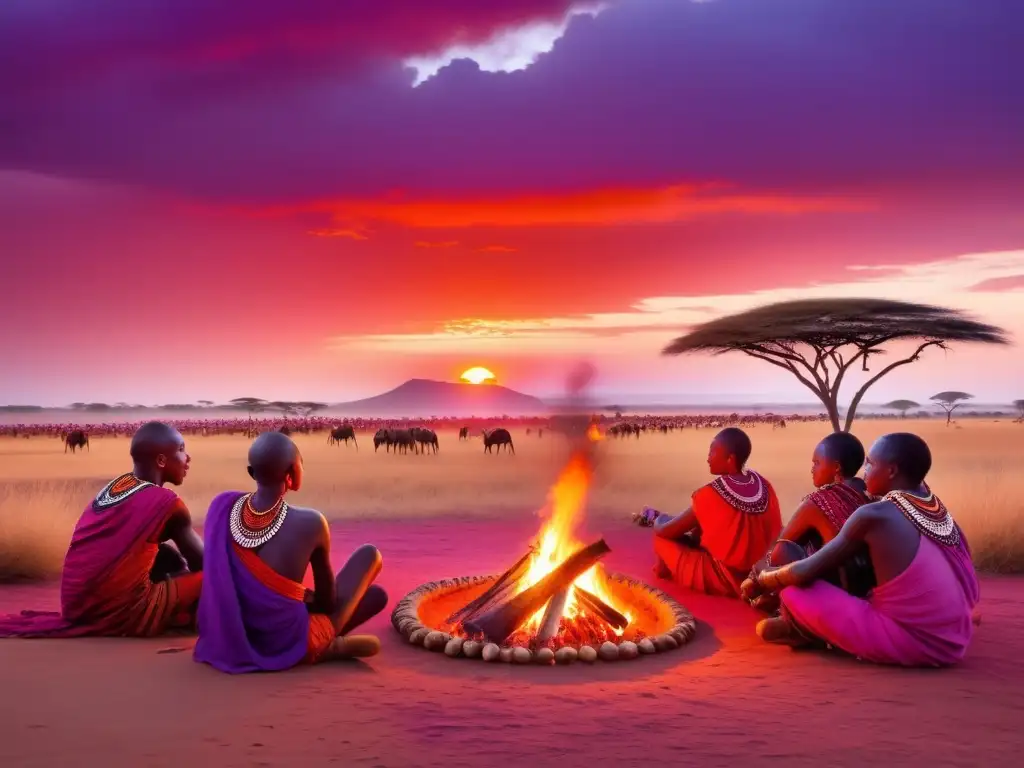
(2, 515), (1021, 768)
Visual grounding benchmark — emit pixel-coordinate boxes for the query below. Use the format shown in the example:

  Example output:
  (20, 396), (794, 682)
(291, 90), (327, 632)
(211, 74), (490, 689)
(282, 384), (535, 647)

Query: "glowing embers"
(391, 571), (695, 665)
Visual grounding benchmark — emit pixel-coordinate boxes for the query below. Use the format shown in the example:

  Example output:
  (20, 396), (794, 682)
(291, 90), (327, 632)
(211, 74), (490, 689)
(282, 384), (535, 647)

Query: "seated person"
(742, 432), (873, 612)
(0, 422), (204, 638)
(754, 433), (980, 667)
(194, 432), (387, 673)
(651, 428), (782, 598)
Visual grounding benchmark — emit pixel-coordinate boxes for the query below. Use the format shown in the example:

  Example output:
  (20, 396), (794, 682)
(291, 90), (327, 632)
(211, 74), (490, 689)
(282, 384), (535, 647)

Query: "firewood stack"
(391, 540), (697, 666)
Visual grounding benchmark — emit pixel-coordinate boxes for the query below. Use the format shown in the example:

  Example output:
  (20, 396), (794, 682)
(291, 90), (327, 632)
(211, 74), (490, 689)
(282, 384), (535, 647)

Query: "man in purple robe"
(194, 431), (387, 673)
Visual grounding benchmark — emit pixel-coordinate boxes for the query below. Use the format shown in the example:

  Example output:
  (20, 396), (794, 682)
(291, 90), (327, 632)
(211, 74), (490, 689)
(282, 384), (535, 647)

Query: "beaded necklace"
(710, 470), (770, 515)
(806, 482), (867, 531)
(93, 472), (153, 511)
(883, 488), (960, 547)
(229, 492), (289, 549)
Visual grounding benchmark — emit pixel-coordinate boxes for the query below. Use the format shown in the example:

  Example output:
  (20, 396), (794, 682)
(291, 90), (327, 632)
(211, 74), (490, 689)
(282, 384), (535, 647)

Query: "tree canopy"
(662, 298), (1009, 432)
(930, 391), (974, 426)
(884, 399), (920, 416)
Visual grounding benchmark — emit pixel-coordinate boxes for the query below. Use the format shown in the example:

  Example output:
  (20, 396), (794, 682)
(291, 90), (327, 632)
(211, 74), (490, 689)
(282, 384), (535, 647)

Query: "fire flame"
(517, 429), (629, 634)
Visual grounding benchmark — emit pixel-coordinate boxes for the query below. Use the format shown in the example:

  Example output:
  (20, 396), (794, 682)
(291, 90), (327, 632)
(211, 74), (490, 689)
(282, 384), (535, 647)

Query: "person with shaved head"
(1, 421), (204, 638)
(648, 428), (782, 598)
(755, 433), (980, 666)
(195, 431), (386, 673)
(742, 431), (873, 613)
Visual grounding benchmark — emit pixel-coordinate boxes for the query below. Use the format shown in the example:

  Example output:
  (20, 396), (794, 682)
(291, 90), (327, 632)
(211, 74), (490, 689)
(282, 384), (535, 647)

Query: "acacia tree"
(930, 391), (973, 426)
(294, 401), (328, 418)
(1014, 399), (1024, 423)
(267, 401), (299, 422)
(230, 397), (268, 437)
(884, 399), (920, 418)
(662, 298), (1009, 432)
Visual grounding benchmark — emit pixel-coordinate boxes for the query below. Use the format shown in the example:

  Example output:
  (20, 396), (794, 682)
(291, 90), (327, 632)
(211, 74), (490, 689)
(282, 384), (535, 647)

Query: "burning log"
(463, 538), (611, 643)
(536, 588), (569, 643)
(575, 586), (629, 630)
(444, 546), (535, 626)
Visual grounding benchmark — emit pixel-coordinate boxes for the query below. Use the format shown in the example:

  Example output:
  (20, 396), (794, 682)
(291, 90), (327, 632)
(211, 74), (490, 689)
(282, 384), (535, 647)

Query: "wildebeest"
(411, 427), (438, 455)
(483, 428), (514, 454)
(373, 428), (391, 452)
(328, 424), (358, 449)
(65, 429), (89, 453)
(389, 428), (417, 454)
(609, 423), (640, 439)
(278, 425), (292, 436)
(458, 426), (469, 440)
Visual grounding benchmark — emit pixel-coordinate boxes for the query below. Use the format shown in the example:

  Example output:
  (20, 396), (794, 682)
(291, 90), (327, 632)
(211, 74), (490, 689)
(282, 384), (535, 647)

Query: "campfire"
(392, 427), (696, 665)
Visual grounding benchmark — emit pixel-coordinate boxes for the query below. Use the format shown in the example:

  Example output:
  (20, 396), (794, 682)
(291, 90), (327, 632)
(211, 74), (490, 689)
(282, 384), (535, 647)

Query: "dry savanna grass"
(1, 419), (1022, 581)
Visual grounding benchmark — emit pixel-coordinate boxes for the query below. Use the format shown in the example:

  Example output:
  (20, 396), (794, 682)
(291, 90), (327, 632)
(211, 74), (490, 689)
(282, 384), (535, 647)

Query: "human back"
(651, 427), (782, 597)
(250, 504), (325, 585)
(195, 431), (386, 674)
(1, 421), (204, 638)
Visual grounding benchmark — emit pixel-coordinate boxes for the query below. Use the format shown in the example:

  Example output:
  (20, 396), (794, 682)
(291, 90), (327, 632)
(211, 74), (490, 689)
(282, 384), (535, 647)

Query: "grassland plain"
(1, 418), (1022, 581)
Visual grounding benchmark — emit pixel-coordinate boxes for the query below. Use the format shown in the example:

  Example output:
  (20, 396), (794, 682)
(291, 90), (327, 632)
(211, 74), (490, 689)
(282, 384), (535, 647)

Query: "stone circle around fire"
(391, 571), (697, 665)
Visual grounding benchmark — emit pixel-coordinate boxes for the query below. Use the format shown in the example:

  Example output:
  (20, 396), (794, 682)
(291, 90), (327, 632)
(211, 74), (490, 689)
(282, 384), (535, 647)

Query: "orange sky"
(1, 1), (1022, 407)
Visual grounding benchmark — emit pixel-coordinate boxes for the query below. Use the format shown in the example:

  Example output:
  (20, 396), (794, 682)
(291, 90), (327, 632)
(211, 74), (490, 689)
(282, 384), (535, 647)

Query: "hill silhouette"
(333, 379), (547, 417)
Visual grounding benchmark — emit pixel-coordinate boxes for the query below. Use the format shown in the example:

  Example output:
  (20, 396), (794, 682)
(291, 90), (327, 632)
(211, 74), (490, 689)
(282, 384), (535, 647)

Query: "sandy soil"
(1, 516), (1021, 768)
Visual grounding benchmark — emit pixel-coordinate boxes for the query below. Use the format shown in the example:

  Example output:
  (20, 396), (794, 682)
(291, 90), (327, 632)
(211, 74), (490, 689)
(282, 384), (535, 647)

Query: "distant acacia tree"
(884, 399), (920, 418)
(1012, 399), (1024, 423)
(930, 391), (973, 426)
(294, 401), (328, 417)
(230, 397), (268, 437)
(662, 298), (1009, 432)
(197, 400), (214, 408)
(267, 401), (299, 421)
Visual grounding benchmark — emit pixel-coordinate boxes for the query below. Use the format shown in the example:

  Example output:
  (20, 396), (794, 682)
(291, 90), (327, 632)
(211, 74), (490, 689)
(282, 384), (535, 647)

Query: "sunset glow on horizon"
(460, 367), (498, 385)
(1, 1), (1022, 408)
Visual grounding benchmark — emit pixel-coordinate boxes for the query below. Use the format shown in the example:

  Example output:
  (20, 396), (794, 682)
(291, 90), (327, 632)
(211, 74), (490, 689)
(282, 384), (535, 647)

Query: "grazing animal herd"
(1, 412), (829, 458)
(372, 427), (438, 454)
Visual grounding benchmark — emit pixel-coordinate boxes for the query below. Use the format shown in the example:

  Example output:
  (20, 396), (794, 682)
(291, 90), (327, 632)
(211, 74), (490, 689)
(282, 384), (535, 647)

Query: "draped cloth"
(0, 481), (202, 638)
(779, 532), (980, 667)
(193, 491), (335, 674)
(655, 472), (782, 598)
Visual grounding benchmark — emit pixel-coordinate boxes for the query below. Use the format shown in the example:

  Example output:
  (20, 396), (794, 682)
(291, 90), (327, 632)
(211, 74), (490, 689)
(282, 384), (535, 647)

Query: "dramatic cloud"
(2, 1), (1021, 205)
(2, 2), (1022, 405)
(283, 184), (869, 229)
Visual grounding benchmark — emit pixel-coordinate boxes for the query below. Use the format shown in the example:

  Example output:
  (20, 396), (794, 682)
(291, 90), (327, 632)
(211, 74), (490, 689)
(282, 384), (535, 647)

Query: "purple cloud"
(969, 275), (1024, 292)
(1, 0), (1021, 206)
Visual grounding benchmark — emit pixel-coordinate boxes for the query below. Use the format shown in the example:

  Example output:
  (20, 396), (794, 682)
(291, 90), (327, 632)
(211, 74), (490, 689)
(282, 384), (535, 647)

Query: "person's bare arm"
(778, 498), (824, 544)
(653, 506), (699, 539)
(757, 503), (881, 590)
(308, 513), (337, 614)
(164, 501), (204, 572)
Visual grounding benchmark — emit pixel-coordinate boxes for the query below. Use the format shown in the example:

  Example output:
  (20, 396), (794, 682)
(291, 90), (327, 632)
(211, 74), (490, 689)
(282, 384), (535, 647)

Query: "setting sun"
(460, 366), (496, 385)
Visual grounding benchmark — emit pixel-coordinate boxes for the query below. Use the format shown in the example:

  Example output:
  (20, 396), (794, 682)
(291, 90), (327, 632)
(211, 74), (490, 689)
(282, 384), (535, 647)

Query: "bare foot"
(756, 617), (796, 644)
(328, 634), (381, 660)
